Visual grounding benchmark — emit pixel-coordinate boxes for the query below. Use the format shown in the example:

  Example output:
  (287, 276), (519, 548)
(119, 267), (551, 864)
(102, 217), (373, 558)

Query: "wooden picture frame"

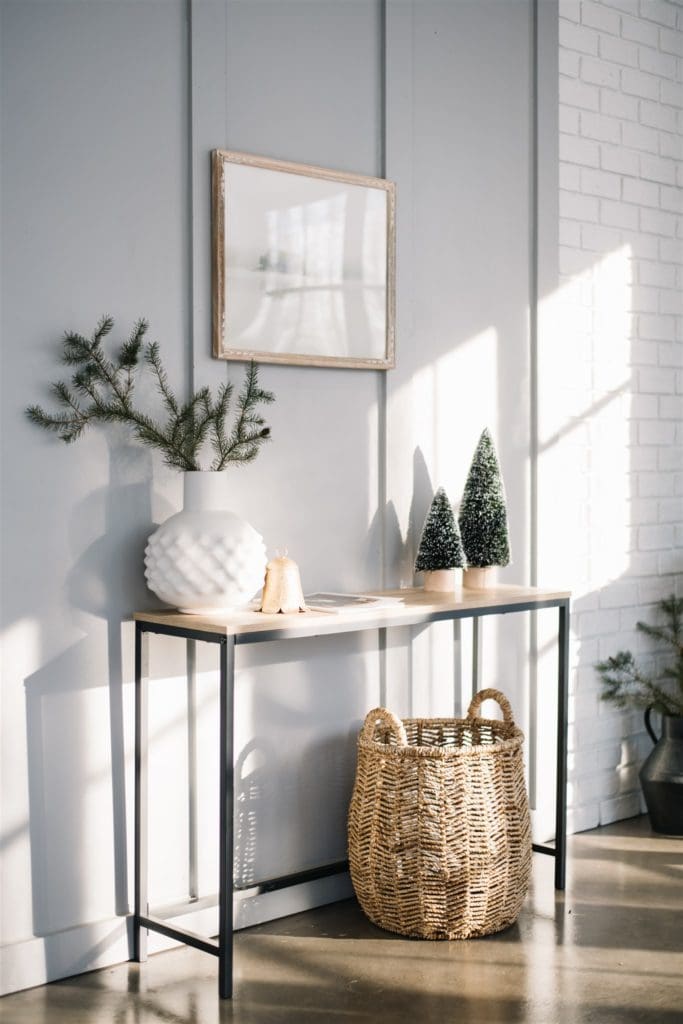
(212, 149), (395, 369)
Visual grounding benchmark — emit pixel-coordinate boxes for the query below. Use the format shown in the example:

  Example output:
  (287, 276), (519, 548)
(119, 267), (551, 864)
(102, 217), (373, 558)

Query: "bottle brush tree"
(458, 428), (510, 568)
(596, 595), (683, 716)
(415, 487), (466, 572)
(26, 315), (274, 471)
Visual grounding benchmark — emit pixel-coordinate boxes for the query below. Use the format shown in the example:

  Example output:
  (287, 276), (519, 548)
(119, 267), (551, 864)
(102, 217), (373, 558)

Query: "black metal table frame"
(133, 595), (570, 999)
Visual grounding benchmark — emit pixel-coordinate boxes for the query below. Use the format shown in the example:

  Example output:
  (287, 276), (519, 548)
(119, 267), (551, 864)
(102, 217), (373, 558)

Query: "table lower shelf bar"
(532, 842), (556, 857)
(235, 858), (350, 895)
(138, 915), (219, 956)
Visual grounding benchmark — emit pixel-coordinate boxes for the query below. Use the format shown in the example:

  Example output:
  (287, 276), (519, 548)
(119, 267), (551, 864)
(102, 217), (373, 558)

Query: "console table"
(132, 584), (570, 999)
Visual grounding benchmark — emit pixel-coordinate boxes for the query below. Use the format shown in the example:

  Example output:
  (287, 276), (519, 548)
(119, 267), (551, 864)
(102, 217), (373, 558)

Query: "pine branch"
(26, 319), (275, 472)
(596, 652), (678, 714)
(26, 404), (86, 443)
(219, 428), (272, 467)
(84, 332), (129, 406)
(119, 318), (148, 395)
(596, 595), (683, 716)
(662, 664), (683, 688)
(218, 361), (273, 468)
(130, 406), (201, 471)
(119, 319), (147, 369)
(174, 388), (212, 469)
(185, 390), (214, 464)
(637, 621), (678, 647)
(71, 364), (101, 395)
(208, 382), (233, 470)
(62, 331), (95, 366)
(49, 380), (83, 415)
(145, 341), (179, 417)
(94, 314), (114, 342)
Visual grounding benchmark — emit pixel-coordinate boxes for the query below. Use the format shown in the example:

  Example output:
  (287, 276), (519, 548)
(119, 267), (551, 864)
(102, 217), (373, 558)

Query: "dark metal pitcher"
(640, 709), (683, 836)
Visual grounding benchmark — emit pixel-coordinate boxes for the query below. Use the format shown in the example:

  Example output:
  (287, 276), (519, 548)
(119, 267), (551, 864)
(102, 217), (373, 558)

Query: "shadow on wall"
(232, 634), (374, 894)
(365, 446), (434, 591)
(23, 443), (169, 951)
(234, 736), (278, 892)
(234, 727), (357, 894)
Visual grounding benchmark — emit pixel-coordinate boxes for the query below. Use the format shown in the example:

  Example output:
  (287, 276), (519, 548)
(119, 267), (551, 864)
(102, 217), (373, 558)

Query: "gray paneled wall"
(0, 0), (555, 994)
(1, 0), (192, 993)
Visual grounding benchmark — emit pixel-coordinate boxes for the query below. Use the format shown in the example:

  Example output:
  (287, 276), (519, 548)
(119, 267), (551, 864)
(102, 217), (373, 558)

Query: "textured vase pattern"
(144, 472), (267, 613)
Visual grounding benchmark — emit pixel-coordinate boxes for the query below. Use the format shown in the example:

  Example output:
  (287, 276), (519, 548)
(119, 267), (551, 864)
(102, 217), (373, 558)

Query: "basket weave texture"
(348, 688), (532, 940)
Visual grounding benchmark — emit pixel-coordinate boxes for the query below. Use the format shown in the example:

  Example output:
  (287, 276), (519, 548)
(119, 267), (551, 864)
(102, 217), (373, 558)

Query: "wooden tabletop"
(134, 584), (571, 644)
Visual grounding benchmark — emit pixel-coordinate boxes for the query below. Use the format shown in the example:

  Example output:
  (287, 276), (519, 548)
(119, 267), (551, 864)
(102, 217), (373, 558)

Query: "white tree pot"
(423, 569), (459, 593)
(463, 567), (495, 590)
(144, 471), (267, 613)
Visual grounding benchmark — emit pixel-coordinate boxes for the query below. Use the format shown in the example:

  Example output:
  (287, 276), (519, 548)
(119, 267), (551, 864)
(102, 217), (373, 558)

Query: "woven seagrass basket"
(348, 688), (532, 940)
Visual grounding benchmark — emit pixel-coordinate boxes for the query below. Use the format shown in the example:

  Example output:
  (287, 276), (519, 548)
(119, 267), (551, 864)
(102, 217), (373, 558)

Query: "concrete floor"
(3, 816), (682, 1024)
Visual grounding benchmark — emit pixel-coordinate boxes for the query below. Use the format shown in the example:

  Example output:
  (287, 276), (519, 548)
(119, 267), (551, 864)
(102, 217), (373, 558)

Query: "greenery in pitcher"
(26, 315), (274, 471)
(595, 595), (683, 717)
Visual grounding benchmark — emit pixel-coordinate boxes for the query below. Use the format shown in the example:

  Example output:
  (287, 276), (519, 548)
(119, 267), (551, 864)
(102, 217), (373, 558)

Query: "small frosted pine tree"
(415, 488), (466, 572)
(458, 429), (510, 568)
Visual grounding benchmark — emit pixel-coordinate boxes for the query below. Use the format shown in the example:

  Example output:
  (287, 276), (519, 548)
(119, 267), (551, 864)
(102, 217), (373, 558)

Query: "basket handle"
(361, 707), (407, 746)
(467, 688), (515, 725)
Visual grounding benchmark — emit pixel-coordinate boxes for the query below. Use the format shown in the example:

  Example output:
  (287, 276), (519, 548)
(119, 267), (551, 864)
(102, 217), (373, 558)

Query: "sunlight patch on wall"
(590, 247), (633, 586)
(434, 327), (499, 501)
(0, 619), (41, 939)
(147, 672), (193, 906)
(383, 326), (499, 543)
(2, 617), (42, 681)
(381, 328), (499, 717)
(538, 245), (632, 592)
(535, 244), (633, 841)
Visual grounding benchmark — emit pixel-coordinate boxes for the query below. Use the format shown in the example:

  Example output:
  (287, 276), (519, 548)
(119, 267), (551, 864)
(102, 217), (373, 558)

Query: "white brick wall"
(547, 0), (682, 832)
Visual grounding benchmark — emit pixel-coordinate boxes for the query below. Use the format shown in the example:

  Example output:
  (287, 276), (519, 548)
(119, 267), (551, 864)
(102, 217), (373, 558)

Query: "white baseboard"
(0, 873), (353, 997)
(1, 917), (131, 997)
(235, 870), (353, 930)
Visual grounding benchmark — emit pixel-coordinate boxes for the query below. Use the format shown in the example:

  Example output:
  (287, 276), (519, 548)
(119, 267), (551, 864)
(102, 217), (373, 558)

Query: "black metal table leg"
(452, 619), (462, 717)
(472, 616), (482, 697)
(218, 636), (235, 999)
(555, 600), (570, 890)
(187, 639), (198, 902)
(134, 623), (148, 962)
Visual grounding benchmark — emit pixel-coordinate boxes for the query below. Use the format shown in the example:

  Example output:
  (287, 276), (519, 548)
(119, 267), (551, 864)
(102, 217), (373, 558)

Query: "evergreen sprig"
(596, 595), (683, 716)
(26, 316), (274, 471)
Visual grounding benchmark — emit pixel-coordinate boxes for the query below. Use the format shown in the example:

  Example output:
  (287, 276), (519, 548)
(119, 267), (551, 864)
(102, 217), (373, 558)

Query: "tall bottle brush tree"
(415, 487), (466, 577)
(458, 428), (510, 569)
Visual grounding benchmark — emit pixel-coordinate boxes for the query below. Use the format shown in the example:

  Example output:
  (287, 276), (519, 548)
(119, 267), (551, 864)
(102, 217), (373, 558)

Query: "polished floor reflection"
(3, 817), (682, 1024)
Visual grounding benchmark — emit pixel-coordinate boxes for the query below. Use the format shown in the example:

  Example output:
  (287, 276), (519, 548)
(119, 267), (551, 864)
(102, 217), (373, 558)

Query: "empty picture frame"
(212, 150), (396, 369)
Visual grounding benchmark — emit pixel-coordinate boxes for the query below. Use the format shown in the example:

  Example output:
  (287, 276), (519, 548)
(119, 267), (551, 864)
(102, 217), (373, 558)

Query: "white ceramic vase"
(144, 471), (267, 614)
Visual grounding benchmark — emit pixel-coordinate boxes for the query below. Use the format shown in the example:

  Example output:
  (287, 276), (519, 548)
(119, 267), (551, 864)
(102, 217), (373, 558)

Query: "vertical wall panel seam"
(530, 0), (539, 593)
(224, 0), (231, 391)
(528, 0), (540, 806)
(186, 0), (195, 397)
(378, 0), (388, 704)
(378, 0), (388, 592)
